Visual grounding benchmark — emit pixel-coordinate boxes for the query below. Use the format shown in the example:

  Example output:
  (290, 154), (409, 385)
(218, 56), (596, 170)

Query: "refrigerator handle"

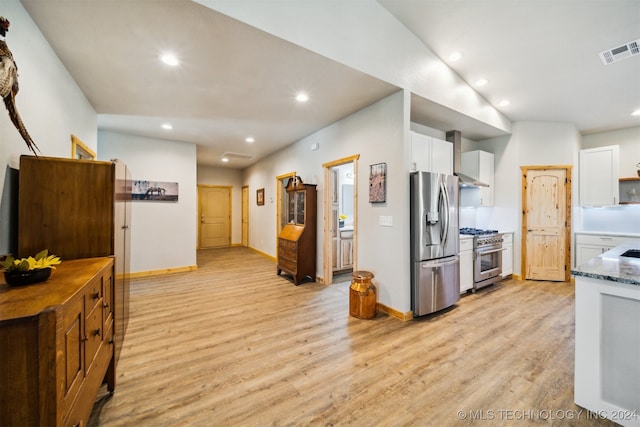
(440, 179), (449, 248)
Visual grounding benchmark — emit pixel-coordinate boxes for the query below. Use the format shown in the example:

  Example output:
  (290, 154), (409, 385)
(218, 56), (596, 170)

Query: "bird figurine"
(0, 16), (39, 156)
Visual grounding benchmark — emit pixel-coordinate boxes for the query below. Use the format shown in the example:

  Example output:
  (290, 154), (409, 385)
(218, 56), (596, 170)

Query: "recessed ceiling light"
(475, 78), (488, 87)
(245, 137), (255, 143)
(161, 123), (173, 130)
(221, 157), (229, 163)
(498, 100), (511, 107)
(449, 51), (462, 62)
(295, 92), (309, 103)
(160, 53), (179, 66)
(632, 109), (640, 116)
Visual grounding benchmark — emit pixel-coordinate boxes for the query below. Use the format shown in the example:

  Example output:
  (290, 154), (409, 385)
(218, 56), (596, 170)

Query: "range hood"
(446, 130), (489, 188)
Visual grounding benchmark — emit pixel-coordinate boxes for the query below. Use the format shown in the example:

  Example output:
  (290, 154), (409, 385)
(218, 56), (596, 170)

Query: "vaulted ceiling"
(20, 0), (640, 168)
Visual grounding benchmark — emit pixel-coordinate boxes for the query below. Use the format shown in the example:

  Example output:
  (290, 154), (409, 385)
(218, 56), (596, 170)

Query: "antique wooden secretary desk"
(277, 177), (317, 285)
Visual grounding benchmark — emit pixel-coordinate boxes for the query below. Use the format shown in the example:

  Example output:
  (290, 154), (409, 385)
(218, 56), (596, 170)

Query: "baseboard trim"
(377, 302), (413, 321)
(248, 247), (276, 262)
(127, 265), (198, 279)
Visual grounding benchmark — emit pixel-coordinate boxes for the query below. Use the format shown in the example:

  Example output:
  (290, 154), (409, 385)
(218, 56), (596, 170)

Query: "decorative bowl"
(3, 268), (52, 286)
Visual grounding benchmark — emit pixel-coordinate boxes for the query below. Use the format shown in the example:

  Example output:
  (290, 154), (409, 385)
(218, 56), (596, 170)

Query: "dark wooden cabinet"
(0, 257), (115, 427)
(277, 180), (316, 285)
(17, 155), (131, 363)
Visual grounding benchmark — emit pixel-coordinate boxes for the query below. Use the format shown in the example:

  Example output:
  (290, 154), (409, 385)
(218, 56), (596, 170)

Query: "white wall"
(197, 166), (244, 245)
(98, 131), (198, 273)
(0, 0), (97, 254)
(243, 90), (412, 312)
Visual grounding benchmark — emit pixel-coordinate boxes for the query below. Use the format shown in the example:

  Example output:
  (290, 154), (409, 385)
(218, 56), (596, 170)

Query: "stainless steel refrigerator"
(410, 172), (460, 316)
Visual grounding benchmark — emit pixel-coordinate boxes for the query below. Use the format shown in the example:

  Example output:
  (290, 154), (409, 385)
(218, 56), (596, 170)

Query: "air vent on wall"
(220, 152), (254, 161)
(599, 39), (640, 65)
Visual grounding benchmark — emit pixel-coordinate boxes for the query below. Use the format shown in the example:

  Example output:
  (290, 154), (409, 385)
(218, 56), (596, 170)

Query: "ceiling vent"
(599, 39), (640, 65)
(220, 152), (254, 161)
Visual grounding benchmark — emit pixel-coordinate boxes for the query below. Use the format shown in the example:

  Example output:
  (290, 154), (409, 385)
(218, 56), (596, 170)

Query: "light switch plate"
(379, 216), (393, 227)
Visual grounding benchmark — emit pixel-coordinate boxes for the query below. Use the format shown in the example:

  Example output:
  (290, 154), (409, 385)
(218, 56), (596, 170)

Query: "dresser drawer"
(85, 301), (104, 368)
(279, 258), (297, 274)
(86, 276), (103, 314)
(279, 238), (297, 250)
(279, 247), (297, 262)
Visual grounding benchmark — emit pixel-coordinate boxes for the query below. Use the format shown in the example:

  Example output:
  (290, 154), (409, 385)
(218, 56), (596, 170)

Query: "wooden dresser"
(18, 155), (131, 364)
(277, 178), (317, 285)
(0, 257), (115, 427)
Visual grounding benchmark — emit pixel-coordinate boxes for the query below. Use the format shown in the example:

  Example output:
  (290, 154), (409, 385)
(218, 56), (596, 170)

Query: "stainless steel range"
(460, 228), (505, 290)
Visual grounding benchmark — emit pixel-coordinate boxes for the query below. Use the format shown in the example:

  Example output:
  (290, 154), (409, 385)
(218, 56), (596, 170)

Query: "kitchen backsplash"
(460, 205), (640, 235)
(578, 205), (640, 234)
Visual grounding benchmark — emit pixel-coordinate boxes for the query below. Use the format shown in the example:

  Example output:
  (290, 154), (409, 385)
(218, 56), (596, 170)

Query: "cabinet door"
(410, 132), (432, 172)
(63, 295), (85, 414)
(430, 138), (453, 175)
(295, 191), (305, 225)
(340, 238), (353, 269)
(461, 151), (494, 206)
(287, 194), (295, 223)
(459, 250), (473, 293)
(575, 244), (604, 267)
(501, 244), (513, 277)
(500, 234), (513, 277)
(478, 152), (494, 206)
(579, 145), (619, 206)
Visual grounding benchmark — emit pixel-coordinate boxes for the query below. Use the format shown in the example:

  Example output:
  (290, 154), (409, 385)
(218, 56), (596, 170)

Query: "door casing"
(322, 155), (359, 285)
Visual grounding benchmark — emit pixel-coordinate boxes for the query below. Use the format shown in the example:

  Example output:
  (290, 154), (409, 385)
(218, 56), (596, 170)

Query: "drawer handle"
(109, 337), (114, 344)
(103, 302), (110, 308)
(92, 291), (100, 300)
(93, 328), (101, 337)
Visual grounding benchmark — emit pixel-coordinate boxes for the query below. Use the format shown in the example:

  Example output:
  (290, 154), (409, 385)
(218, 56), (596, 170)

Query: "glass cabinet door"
(296, 191), (305, 225)
(288, 193), (295, 224)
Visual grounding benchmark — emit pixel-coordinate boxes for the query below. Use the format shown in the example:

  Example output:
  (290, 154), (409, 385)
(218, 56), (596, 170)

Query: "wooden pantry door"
(199, 185), (231, 248)
(521, 166), (571, 281)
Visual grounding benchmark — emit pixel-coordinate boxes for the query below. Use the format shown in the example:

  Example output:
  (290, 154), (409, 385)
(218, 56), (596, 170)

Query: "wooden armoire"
(17, 155), (132, 363)
(277, 177), (317, 285)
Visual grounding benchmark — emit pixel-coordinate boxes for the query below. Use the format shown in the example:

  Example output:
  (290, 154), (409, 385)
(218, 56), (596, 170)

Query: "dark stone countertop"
(572, 243), (640, 287)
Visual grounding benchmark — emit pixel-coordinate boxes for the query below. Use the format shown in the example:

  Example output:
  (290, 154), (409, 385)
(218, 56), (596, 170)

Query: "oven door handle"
(477, 247), (506, 255)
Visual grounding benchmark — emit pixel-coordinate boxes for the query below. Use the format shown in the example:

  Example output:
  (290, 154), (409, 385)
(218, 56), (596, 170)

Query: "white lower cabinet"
(459, 236), (474, 293)
(501, 233), (513, 277)
(574, 233), (640, 268)
(339, 229), (353, 270)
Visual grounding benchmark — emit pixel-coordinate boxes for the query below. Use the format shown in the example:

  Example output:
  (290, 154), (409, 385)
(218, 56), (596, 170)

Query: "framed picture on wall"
(369, 162), (386, 203)
(257, 188), (265, 206)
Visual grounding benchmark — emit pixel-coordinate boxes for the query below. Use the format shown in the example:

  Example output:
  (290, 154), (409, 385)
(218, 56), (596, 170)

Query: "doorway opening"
(521, 165), (572, 281)
(322, 155), (359, 285)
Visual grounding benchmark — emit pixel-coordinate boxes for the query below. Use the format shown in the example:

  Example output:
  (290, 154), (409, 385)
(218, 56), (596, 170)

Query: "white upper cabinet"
(461, 150), (494, 206)
(579, 145), (619, 206)
(410, 132), (453, 175)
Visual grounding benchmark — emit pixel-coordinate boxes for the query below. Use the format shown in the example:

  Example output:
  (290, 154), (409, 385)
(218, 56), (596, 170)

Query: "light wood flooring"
(89, 247), (614, 426)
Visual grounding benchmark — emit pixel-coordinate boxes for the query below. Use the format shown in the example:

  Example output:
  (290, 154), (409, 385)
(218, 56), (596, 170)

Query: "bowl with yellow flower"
(1, 249), (62, 286)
